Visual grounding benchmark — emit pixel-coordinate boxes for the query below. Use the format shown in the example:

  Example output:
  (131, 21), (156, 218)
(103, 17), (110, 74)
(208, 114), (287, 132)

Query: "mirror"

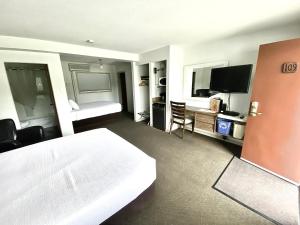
(191, 67), (213, 97)
(183, 61), (228, 99)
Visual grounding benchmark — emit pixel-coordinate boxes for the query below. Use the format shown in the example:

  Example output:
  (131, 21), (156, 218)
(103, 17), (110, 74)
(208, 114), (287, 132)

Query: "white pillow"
(69, 99), (80, 110)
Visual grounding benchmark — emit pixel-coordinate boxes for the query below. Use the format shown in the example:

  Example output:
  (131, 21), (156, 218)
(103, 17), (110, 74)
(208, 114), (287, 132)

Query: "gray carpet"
(78, 113), (274, 225)
(214, 157), (299, 225)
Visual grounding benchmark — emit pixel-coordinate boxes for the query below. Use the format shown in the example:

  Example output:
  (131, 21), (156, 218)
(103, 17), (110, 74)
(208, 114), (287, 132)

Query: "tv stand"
(222, 111), (240, 117)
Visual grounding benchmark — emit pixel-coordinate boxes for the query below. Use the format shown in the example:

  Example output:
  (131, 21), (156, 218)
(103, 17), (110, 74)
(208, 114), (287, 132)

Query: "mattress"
(71, 101), (122, 121)
(0, 128), (156, 225)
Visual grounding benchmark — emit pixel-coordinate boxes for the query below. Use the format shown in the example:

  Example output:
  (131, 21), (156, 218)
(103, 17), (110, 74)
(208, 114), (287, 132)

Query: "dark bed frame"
(72, 112), (122, 133)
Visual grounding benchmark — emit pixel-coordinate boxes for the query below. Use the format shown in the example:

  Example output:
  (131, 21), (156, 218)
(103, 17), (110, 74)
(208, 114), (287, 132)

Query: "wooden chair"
(169, 101), (194, 138)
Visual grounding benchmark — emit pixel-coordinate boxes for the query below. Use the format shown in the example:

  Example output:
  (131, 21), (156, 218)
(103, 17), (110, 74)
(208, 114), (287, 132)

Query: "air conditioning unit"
(68, 63), (90, 71)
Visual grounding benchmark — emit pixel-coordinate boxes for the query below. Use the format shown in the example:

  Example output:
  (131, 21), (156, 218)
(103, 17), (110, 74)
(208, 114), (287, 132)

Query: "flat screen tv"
(210, 64), (253, 93)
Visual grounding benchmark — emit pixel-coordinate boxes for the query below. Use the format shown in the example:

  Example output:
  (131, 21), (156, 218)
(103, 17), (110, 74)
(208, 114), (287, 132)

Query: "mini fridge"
(153, 103), (165, 131)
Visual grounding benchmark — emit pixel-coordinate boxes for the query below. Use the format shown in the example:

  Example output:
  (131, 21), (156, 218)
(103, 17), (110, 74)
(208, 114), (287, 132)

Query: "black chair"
(0, 119), (45, 153)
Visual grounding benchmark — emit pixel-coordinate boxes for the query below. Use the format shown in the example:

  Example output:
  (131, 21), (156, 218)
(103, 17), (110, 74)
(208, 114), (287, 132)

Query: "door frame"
(0, 50), (73, 136)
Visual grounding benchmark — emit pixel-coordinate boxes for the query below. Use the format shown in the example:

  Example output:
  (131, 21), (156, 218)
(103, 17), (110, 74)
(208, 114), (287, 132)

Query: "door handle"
(249, 101), (262, 117)
(249, 112), (263, 117)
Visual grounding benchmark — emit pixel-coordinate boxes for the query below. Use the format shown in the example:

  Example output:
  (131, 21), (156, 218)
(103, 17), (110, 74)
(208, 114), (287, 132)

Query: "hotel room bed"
(71, 101), (122, 121)
(0, 128), (156, 225)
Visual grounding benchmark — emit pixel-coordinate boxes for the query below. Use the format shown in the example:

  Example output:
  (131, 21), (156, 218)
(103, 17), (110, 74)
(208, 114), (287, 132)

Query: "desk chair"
(169, 101), (194, 138)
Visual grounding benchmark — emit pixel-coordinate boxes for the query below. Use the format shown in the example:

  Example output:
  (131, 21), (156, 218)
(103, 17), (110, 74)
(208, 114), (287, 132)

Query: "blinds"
(76, 72), (111, 93)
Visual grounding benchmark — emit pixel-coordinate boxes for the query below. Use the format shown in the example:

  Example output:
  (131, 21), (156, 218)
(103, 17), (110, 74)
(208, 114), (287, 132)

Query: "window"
(76, 72), (112, 93)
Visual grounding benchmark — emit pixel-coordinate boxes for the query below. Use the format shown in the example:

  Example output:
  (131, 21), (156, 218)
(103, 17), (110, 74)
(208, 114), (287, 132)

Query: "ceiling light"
(86, 39), (94, 44)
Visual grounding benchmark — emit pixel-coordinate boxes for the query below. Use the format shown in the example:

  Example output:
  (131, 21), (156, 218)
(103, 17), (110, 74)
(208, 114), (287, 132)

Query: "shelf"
(217, 113), (247, 123)
(186, 126), (243, 146)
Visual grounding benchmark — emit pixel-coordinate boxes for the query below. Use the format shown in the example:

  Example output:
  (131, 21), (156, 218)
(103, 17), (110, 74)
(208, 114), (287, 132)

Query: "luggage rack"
(138, 111), (150, 125)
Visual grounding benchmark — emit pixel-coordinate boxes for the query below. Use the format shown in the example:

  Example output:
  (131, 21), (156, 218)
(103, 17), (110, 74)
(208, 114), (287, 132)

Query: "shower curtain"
(7, 68), (37, 116)
(6, 66), (57, 128)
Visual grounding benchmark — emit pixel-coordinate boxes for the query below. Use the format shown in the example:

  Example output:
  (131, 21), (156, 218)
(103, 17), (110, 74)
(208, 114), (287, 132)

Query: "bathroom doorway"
(5, 63), (61, 140)
(118, 72), (128, 112)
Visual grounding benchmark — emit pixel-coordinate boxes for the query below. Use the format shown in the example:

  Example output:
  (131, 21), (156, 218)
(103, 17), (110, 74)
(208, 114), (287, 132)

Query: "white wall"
(0, 50), (74, 135)
(183, 23), (300, 113)
(166, 46), (184, 130)
(139, 46), (170, 64)
(61, 61), (120, 104)
(115, 62), (134, 113)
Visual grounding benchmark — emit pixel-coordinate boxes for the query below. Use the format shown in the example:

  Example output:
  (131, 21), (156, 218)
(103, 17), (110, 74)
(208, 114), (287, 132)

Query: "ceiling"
(60, 54), (127, 64)
(0, 0), (300, 53)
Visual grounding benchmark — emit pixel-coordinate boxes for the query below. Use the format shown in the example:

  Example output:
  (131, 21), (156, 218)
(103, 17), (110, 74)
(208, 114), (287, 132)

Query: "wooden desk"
(185, 105), (247, 146)
(186, 106), (218, 133)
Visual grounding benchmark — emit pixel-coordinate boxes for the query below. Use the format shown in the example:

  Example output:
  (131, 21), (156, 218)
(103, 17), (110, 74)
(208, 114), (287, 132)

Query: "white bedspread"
(71, 101), (122, 121)
(0, 129), (156, 225)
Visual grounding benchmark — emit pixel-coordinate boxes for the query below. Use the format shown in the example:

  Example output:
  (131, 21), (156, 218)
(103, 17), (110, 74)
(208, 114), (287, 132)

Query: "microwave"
(158, 77), (166, 86)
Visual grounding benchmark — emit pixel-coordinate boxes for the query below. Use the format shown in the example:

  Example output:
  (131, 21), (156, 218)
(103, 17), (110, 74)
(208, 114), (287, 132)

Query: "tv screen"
(210, 64), (252, 93)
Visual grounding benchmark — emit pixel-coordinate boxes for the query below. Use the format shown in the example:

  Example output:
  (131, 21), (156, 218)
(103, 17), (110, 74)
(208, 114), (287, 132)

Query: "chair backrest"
(170, 101), (186, 124)
(0, 119), (17, 143)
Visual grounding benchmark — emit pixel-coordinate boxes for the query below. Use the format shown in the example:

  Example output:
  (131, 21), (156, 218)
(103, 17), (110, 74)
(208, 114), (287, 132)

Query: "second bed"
(71, 101), (122, 121)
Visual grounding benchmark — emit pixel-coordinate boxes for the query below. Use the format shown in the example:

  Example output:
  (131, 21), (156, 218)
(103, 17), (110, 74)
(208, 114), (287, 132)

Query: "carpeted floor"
(78, 113), (274, 225)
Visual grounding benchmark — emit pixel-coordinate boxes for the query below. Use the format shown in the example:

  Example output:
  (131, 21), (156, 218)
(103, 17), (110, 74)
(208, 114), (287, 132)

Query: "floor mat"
(213, 157), (299, 225)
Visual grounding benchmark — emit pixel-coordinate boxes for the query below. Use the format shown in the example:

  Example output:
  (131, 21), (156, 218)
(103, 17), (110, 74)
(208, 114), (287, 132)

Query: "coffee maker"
(160, 92), (166, 102)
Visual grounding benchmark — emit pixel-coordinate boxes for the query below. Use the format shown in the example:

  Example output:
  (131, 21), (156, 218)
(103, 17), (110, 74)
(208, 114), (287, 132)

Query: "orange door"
(242, 38), (300, 183)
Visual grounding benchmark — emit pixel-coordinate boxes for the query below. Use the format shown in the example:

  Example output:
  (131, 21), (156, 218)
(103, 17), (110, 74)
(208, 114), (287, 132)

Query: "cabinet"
(194, 111), (217, 132)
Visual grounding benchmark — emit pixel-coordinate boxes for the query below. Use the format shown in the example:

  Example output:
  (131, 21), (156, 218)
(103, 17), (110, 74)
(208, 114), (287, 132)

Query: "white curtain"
(7, 68), (37, 116)
(34, 69), (50, 95)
